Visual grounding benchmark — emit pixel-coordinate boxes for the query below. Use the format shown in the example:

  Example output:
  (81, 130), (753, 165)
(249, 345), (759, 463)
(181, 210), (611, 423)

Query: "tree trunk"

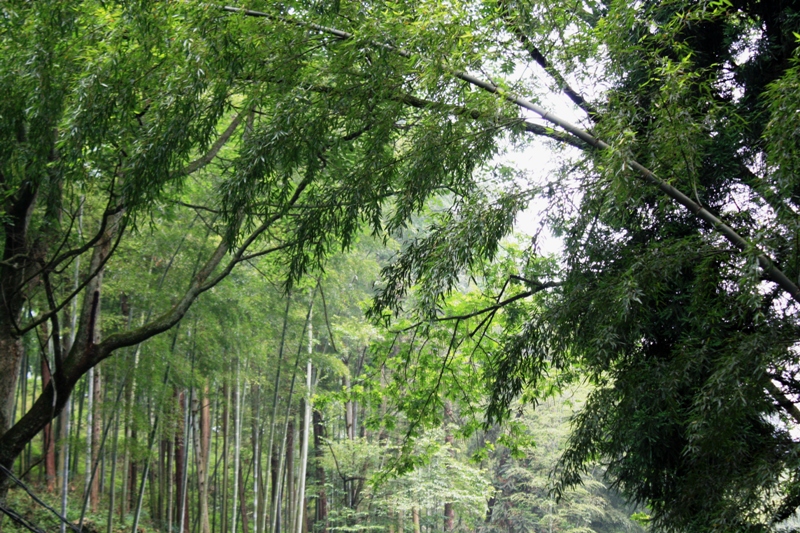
(221, 380), (230, 533)
(266, 295), (293, 533)
(294, 360), (312, 533)
(106, 407), (119, 533)
(58, 396), (71, 533)
(285, 418), (295, 533)
(312, 409), (327, 533)
(232, 362), (242, 533)
(0, 179), (38, 499)
(270, 449), (280, 533)
(239, 458), (250, 533)
(195, 386), (211, 533)
(251, 383), (260, 533)
(177, 389), (190, 533)
(443, 401), (455, 533)
(41, 353), (56, 492)
(91, 365), (103, 512)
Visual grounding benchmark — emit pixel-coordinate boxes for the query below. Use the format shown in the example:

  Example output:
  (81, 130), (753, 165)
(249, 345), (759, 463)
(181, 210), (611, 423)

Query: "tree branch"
(175, 110), (245, 177)
(395, 281), (560, 333)
(766, 380), (800, 426)
(497, 0), (598, 118)
(225, 5), (800, 306)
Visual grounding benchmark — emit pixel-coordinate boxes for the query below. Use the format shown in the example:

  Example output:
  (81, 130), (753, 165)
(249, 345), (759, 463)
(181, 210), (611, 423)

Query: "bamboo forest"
(2, 0), (800, 532)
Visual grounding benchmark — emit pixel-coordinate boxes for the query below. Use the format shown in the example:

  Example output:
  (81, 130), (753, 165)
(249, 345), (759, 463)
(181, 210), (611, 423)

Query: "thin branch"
(16, 217), (126, 337)
(175, 201), (221, 214)
(497, 0), (597, 117)
(394, 281), (560, 333)
(0, 464), (80, 532)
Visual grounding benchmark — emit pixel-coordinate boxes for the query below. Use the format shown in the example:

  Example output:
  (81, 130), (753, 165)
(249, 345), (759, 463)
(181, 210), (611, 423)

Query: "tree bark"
(195, 385), (212, 533)
(221, 380), (230, 533)
(312, 409), (327, 533)
(175, 389), (188, 533)
(285, 418), (295, 533)
(443, 401), (455, 533)
(91, 365), (103, 512)
(41, 353), (56, 492)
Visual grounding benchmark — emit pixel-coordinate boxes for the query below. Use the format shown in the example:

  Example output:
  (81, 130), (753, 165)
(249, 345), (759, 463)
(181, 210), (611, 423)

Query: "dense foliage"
(3, 0), (800, 532)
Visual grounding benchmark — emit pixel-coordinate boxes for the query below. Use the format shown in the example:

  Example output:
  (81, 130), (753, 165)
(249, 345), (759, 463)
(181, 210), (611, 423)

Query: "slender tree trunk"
(178, 389), (191, 533)
(167, 435), (174, 533)
(17, 348), (27, 475)
(251, 383), (260, 533)
(221, 380), (230, 533)
(195, 385), (211, 533)
(58, 396), (71, 533)
(232, 362), (242, 533)
(270, 449), (280, 533)
(106, 406), (119, 533)
(41, 353), (56, 492)
(285, 418), (295, 533)
(443, 401), (455, 533)
(412, 508), (421, 533)
(239, 458), (250, 533)
(175, 390), (186, 532)
(344, 374), (353, 442)
(265, 295), (292, 533)
(312, 409), (327, 533)
(158, 437), (167, 528)
(274, 291), (315, 533)
(294, 342), (312, 533)
(91, 365), (103, 512)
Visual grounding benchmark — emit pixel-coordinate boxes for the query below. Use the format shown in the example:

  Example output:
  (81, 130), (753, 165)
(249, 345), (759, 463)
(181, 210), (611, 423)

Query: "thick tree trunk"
(0, 336), (24, 459)
(0, 180), (38, 500)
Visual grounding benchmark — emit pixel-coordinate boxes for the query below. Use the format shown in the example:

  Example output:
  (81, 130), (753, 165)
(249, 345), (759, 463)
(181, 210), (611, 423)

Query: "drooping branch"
(224, 4), (800, 306)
